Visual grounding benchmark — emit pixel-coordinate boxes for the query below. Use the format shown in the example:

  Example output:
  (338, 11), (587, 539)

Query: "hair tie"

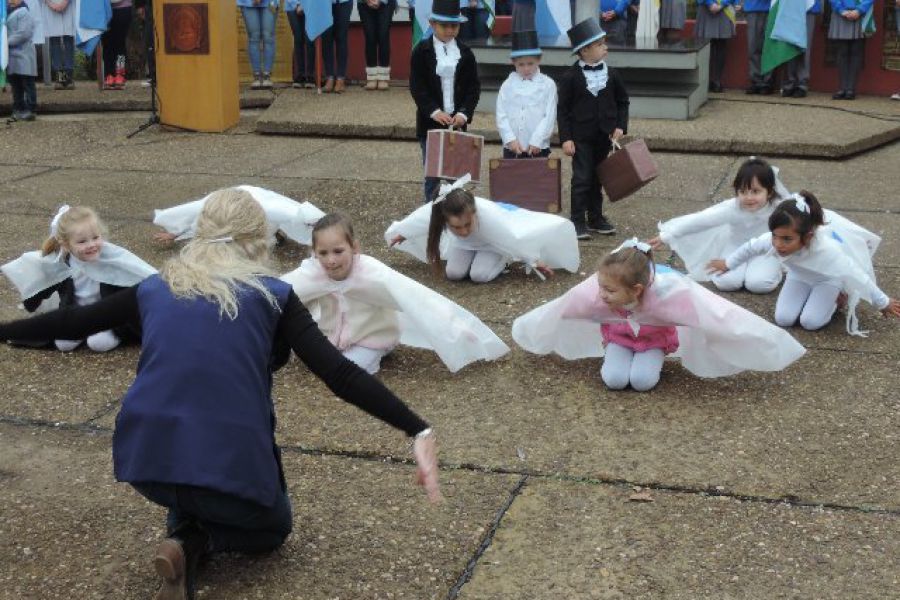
(49, 205), (71, 237)
(204, 236), (234, 244)
(434, 173), (473, 204)
(612, 237), (652, 255)
(791, 193), (810, 214)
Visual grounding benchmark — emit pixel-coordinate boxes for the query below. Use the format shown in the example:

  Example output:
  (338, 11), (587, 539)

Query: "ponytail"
(425, 188), (477, 276)
(768, 190), (825, 240)
(41, 236), (61, 256)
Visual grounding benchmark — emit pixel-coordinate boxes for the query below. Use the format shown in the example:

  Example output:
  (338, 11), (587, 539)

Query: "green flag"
(761, 0), (803, 74)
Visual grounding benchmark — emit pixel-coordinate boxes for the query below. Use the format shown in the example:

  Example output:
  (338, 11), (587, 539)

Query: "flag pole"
(315, 37), (323, 94)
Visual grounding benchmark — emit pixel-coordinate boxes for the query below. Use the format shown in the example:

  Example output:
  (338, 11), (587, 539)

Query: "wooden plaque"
(163, 3), (210, 55)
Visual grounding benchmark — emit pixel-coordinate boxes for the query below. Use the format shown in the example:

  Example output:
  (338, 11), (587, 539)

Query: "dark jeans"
(286, 9), (316, 81)
(460, 7), (490, 40)
(101, 6), (133, 75)
(570, 137), (612, 225)
(418, 135), (441, 203)
(133, 482), (293, 554)
(834, 39), (864, 93)
(49, 35), (74, 72)
(322, 0), (353, 79)
(359, 0), (396, 67)
(709, 38), (727, 86)
(502, 147), (551, 159)
(9, 74), (37, 113)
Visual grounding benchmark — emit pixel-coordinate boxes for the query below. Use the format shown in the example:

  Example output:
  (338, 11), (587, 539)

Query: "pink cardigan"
(601, 309), (679, 354)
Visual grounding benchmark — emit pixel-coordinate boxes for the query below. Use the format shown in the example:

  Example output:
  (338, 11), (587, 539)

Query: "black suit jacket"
(557, 63), (629, 144)
(409, 37), (481, 139)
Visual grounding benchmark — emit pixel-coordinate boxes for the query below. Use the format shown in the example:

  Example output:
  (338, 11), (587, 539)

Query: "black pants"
(358, 0), (396, 67)
(286, 9), (316, 81)
(570, 137), (612, 225)
(834, 39), (864, 93)
(709, 38), (728, 86)
(101, 6), (133, 75)
(9, 74), (37, 113)
(502, 147), (551, 159)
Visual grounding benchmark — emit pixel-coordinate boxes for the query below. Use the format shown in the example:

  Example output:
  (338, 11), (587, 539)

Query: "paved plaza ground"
(0, 85), (899, 599)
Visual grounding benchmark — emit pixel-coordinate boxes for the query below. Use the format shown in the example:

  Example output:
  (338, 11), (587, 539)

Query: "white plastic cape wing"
(384, 196), (580, 273)
(281, 255), (510, 372)
(822, 209), (881, 281)
(512, 265), (806, 378)
(1, 242), (157, 301)
(153, 185), (325, 245)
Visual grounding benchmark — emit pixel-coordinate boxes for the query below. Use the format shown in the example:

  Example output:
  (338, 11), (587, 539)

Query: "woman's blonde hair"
(41, 206), (106, 256)
(160, 188), (278, 320)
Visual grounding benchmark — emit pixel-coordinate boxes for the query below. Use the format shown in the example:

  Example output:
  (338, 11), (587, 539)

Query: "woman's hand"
(710, 3), (722, 13)
(881, 299), (900, 318)
(389, 234), (406, 247)
(647, 236), (665, 251)
(562, 140), (576, 157)
(413, 432), (442, 503)
(706, 259), (728, 274)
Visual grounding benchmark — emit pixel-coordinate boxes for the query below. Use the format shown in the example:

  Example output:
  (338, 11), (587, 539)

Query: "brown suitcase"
(424, 129), (484, 183)
(597, 139), (659, 202)
(488, 157), (562, 214)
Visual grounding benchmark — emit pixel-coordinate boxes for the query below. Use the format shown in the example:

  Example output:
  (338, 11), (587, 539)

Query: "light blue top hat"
(430, 0), (468, 22)
(567, 18), (607, 55)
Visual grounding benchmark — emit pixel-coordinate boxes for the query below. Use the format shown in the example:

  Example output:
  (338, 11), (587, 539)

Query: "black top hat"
(430, 0), (467, 23)
(510, 30), (542, 58)
(567, 18), (607, 55)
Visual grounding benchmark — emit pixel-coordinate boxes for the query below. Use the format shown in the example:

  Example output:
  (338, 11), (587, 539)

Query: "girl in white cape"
(1, 205), (156, 351)
(281, 213), (509, 374)
(708, 191), (900, 336)
(153, 185), (325, 247)
(649, 157), (790, 293)
(386, 175), (579, 282)
(512, 239), (806, 392)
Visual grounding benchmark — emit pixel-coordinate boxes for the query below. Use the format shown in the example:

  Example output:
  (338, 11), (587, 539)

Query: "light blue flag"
(413, 0), (433, 45)
(535, 0), (572, 37)
(301, 0), (334, 40)
(76, 0), (112, 55)
(1, 1), (8, 87)
(771, 0), (808, 49)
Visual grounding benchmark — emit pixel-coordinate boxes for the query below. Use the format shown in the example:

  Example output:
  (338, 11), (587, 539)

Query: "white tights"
(445, 248), (507, 283)
(601, 344), (666, 392)
(712, 254), (783, 294)
(55, 330), (121, 353)
(774, 276), (841, 330)
(342, 345), (391, 375)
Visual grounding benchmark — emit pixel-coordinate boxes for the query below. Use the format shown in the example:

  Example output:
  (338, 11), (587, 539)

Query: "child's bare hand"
(648, 236), (665, 251)
(433, 111), (454, 126)
(508, 140), (525, 155)
(881, 299), (900, 318)
(535, 262), (554, 278)
(562, 141), (576, 156)
(710, 3), (721, 13)
(389, 234), (406, 247)
(610, 128), (624, 142)
(153, 231), (178, 244)
(413, 433), (442, 504)
(527, 145), (542, 156)
(707, 259), (728, 274)
(451, 113), (467, 128)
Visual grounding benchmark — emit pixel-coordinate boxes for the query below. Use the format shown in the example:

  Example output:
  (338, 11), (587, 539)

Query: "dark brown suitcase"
(424, 129), (484, 182)
(488, 157), (562, 214)
(597, 139), (659, 202)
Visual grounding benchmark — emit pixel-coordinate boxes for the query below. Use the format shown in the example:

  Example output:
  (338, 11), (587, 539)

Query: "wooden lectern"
(153, 0), (240, 132)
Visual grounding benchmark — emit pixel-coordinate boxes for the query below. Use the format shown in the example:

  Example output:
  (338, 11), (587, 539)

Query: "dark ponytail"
(768, 190), (825, 240)
(426, 188), (477, 276)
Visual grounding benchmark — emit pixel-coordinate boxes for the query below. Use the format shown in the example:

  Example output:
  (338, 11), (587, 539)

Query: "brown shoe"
(322, 78), (335, 93)
(334, 79), (346, 94)
(153, 522), (209, 600)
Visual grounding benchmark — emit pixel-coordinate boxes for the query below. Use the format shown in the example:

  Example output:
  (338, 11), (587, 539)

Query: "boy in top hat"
(410, 0), (482, 202)
(557, 17), (629, 239)
(496, 30), (557, 159)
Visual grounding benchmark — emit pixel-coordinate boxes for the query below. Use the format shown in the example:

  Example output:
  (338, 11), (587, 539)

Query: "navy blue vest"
(113, 275), (292, 507)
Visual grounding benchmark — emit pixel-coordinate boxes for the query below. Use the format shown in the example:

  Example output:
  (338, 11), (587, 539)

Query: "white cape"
(281, 255), (510, 373)
(153, 185), (325, 245)
(512, 266), (806, 378)
(1, 242), (157, 302)
(384, 197), (580, 275)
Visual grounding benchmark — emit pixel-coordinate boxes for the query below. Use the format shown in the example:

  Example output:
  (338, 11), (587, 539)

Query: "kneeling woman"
(0, 189), (440, 600)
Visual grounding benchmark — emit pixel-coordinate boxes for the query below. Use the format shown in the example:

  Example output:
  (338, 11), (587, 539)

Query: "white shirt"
(579, 60), (609, 96)
(495, 69), (558, 151)
(433, 36), (461, 116)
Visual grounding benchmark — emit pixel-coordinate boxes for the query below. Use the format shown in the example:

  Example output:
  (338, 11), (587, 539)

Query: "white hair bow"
(791, 193), (810, 214)
(49, 205), (71, 237)
(204, 236), (234, 244)
(612, 237), (652, 255)
(435, 173), (473, 204)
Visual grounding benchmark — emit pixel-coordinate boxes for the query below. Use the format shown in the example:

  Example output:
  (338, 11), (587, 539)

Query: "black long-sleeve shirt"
(0, 286), (429, 437)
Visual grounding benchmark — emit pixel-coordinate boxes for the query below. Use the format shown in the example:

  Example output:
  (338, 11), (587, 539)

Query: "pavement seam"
(253, 138), (350, 177)
(445, 474), (529, 600)
(709, 156), (742, 201)
(715, 98), (900, 123)
(3, 166), (62, 185)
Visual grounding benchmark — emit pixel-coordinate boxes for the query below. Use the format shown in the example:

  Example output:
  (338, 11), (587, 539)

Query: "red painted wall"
(344, 5), (900, 95)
